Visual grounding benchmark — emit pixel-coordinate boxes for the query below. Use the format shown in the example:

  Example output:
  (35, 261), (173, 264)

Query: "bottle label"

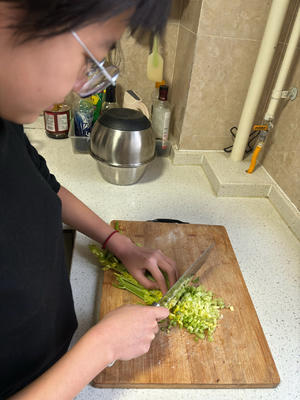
(45, 114), (55, 132)
(44, 109), (70, 134)
(151, 105), (171, 139)
(57, 114), (69, 131)
(162, 111), (171, 137)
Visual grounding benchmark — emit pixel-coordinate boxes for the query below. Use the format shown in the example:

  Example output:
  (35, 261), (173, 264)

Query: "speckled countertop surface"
(25, 122), (300, 400)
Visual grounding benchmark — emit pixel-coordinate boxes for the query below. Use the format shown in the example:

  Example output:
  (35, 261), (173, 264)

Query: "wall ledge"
(171, 146), (300, 240)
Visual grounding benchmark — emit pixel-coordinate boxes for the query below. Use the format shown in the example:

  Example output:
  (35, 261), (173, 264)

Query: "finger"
(161, 255), (179, 280)
(153, 306), (169, 321)
(146, 264), (168, 295)
(157, 257), (178, 288)
(131, 269), (160, 291)
(154, 323), (160, 334)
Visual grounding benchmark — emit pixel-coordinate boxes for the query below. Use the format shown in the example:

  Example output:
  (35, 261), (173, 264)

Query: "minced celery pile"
(90, 244), (233, 342)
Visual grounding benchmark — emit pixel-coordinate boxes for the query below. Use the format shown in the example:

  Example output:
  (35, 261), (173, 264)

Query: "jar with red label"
(44, 104), (71, 139)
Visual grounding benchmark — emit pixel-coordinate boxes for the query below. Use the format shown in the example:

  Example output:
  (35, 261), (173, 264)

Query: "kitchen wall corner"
(259, 0), (300, 210)
(170, 0), (300, 210)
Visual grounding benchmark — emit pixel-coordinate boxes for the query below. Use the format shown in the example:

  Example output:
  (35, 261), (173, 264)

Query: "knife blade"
(153, 242), (214, 309)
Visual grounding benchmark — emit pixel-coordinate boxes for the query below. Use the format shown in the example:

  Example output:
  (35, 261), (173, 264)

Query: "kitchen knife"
(152, 242), (214, 309)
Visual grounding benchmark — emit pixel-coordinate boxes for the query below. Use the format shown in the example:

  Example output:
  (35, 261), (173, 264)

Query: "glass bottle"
(151, 85), (172, 155)
(101, 84), (119, 114)
(150, 80), (166, 118)
(44, 103), (71, 139)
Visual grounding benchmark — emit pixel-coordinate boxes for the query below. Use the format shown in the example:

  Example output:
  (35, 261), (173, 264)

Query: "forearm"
(9, 326), (113, 400)
(57, 186), (131, 257)
(57, 186), (177, 293)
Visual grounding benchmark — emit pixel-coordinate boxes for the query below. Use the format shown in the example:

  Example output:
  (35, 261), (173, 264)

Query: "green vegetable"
(114, 221), (120, 232)
(89, 244), (233, 342)
(89, 244), (162, 304)
(168, 285), (228, 341)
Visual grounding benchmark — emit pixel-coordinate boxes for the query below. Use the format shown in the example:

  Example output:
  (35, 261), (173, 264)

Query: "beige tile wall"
(171, 24), (198, 142)
(173, 0), (299, 208)
(115, 0), (183, 112)
(178, 0), (272, 149)
(261, 44), (300, 209)
(259, 1), (300, 209)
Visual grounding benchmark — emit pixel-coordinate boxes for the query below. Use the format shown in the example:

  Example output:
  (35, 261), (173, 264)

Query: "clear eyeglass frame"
(71, 31), (119, 98)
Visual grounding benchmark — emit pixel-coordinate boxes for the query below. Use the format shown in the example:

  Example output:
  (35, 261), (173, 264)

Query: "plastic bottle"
(90, 91), (104, 123)
(151, 85), (172, 156)
(74, 98), (95, 137)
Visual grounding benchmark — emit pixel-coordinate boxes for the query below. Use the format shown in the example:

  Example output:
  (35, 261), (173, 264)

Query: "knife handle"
(148, 218), (188, 224)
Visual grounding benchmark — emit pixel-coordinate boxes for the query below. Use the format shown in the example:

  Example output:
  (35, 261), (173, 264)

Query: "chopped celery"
(168, 285), (227, 341)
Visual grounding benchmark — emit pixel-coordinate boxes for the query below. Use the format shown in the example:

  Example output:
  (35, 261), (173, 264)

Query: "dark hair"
(3, 0), (172, 43)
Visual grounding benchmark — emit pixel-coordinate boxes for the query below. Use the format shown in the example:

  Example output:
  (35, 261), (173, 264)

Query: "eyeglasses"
(71, 31), (119, 98)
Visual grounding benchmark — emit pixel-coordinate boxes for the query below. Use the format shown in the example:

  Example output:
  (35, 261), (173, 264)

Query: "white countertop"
(25, 121), (300, 400)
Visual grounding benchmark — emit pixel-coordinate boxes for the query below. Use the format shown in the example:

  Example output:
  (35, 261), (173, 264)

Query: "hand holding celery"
(90, 244), (163, 305)
(103, 233), (177, 295)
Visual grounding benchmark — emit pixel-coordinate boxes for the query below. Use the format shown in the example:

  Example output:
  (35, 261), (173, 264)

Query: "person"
(0, 1), (178, 398)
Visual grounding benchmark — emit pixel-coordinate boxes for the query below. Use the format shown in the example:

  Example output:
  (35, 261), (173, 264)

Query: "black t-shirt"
(0, 118), (77, 399)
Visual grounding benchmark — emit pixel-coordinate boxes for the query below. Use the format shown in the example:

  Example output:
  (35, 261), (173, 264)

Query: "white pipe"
(230, 0), (290, 162)
(264, 5), (300, 121)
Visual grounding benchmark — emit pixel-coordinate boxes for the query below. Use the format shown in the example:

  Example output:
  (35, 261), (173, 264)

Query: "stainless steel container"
(90, 108), (155, 185)
(95, 161), (149, 186)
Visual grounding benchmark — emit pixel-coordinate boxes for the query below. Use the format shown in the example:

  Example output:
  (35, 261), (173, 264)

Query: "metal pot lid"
(98, 108), (151, 131)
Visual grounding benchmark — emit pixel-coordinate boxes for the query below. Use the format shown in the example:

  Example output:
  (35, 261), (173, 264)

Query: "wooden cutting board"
(93, 221), (280, 388)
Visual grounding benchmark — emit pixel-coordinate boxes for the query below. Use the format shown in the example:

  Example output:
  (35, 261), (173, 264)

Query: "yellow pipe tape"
(247, 144), (263, 174)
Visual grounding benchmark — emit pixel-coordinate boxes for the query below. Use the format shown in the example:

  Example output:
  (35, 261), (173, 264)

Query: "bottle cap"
(158, 85), (168, 101)
(155, 80), (166, 88)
